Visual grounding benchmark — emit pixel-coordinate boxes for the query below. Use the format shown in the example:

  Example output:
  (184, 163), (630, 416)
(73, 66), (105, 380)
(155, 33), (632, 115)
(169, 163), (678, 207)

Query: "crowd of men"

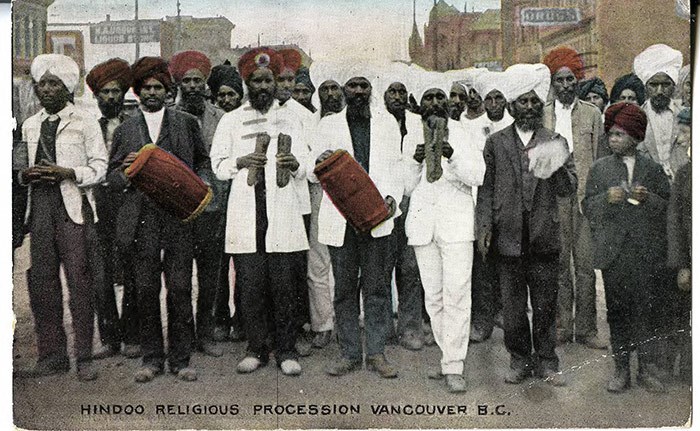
(12, 41), (691, 395)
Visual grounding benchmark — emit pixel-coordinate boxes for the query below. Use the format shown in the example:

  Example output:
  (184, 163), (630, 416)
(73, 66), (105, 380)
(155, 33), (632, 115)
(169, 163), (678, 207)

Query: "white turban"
(474, 70), (504, 99)
(633, 44), (683, 84)
(31, 54), (81, 94)
(500, 63), (551, 103)
(451, 68), (488, 91)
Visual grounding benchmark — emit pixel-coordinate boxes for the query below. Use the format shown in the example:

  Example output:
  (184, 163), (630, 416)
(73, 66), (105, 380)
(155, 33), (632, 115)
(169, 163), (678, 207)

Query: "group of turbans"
(13, 38), (691, 396)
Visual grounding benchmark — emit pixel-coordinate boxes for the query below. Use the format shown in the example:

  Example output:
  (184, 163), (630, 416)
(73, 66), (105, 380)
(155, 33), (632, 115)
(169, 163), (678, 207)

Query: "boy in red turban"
(583, 102), (670, 394)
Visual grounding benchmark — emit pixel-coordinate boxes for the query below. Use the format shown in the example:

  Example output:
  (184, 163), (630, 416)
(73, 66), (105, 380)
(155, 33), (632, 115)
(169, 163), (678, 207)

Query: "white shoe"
(280, 359), (302, 376)
(237, 357), (262, 374)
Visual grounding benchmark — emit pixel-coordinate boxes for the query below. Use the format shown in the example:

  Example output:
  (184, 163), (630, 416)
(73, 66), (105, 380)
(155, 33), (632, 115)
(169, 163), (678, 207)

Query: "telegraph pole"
(176, 0), (182, 52)
(135, 0), (140, 59)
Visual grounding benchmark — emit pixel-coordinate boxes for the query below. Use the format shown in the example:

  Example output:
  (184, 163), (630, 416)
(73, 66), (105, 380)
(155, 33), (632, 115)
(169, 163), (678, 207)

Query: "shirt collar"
(40, 102), (74, 122)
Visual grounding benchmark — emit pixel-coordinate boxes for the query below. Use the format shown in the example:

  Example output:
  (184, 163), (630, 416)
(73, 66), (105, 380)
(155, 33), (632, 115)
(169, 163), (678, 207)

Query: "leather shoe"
(445, 374), (467, 393)
(311, 331), (332, 349)
(540, 369), (567, 387)
(607, 367), (631, 393)
(16, 356), (70, 378)
(325, 357), (362, 376)
(637, 371), (667, 393)
(504, 366), (531, 384)
(134, 365), (163, 383)
(367, 354), (398, 378)
(577, 335), (608, 350)
(122, 344), (142, 358)
(92, 344), (119, 360)
(176, 367), (198, 382)
(77, 361), (98, 381)
(399, 331), (423, 351)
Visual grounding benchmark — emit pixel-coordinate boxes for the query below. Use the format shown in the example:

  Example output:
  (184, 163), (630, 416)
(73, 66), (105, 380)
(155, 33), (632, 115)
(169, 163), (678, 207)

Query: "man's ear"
(506, 102), (515, 118)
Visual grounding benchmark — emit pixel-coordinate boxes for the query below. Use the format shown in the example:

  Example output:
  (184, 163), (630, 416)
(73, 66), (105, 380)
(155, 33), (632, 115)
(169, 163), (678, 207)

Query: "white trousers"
(414, 239), (473, 375)
(307, 182), (335, 332)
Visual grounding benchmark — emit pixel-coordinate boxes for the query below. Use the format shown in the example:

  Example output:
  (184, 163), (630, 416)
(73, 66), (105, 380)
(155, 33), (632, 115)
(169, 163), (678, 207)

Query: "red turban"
(605, 102), (648, 141)
(278, 49), (302, 75)
(169, 50), (212, 82)
(238, 48), (284, 81)
(86, 58), (132, 93)
(543, 47), (585, 80)
(131, 56), (173, 94)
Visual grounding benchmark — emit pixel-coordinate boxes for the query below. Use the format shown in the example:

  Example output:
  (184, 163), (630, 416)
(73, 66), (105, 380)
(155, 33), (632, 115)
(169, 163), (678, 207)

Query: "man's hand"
(121, 152), (139, 171)
(35, 159), (76, 183)
(237, 152), (268, 170)
(277, 153), (299, 171)
(678, 268), (691, 291)
(442, 141), (454, 159)
(384, 195), (397, 220)
(477, 230), (492, 259)
(20, 166), (42, 184)
(630, 185), (649, 203)
(315, 150), (334, 165)
(607, 186), (626, 204)
(413, 144), (426, 163)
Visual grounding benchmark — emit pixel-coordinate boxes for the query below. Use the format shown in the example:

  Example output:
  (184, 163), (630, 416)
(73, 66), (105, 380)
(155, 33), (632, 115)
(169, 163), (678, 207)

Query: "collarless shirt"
(142, 108), (165, 143)
(554, 99), (575, 153)
(622, 155), (636, 184)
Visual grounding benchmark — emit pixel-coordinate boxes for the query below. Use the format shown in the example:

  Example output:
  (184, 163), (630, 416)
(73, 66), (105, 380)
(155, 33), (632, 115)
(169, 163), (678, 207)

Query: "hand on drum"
(122, 152), (139, 171)
(441, 141), (454, 159)
(384, 195), (397, 220)
(277, 153), (299, 172)
(237, 152), (268, 170)
(316, 150), (334, 165)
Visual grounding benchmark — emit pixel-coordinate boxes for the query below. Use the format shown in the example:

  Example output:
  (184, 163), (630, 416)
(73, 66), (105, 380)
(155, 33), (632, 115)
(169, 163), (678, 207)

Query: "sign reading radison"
(520, 8), (581, 26)
(90, 20), (161, 44)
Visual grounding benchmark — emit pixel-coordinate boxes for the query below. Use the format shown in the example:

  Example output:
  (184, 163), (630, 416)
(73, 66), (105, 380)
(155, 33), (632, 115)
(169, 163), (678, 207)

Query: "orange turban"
(169, 50), (212, 82)
(86, 58), (132, 93)
(238, 48), (284, 80)
(543, 47), (585, 80)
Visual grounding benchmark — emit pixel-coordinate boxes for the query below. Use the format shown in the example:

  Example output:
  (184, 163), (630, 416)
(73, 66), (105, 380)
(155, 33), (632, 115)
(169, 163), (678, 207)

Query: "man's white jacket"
(308, 105), (419, 247)
(403, 117), (486, 245)
(210, 100), (310, 254)
(22, 103), (107, 224)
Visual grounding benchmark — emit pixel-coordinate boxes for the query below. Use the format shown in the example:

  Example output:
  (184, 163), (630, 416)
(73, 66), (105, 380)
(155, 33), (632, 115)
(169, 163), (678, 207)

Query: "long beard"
(321, 97), (344, 116)
(250, 90), (275, 112)
(448, 105), (463, 120)
(650, 94), (671, 113)
(422, 105), (449, 122)
(514, 115), (543, 132)
(557, 90), (576, 106)
(99, 102), (122, 119)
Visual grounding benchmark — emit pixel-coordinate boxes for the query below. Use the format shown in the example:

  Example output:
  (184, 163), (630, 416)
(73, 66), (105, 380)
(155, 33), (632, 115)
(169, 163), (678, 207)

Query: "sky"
(47, 0), (501, 61)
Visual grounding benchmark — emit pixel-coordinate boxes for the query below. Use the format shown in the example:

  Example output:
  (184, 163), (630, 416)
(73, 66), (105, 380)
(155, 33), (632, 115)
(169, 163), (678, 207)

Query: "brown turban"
(605, 102), (648, 141)
(543, 47), (585, 80)
(86, 58), (132, 93)
(131, 56), (173, 94)
(238, 48), (283, 81)
(277, 48), (302, 75)
(169, 50), (212, 83)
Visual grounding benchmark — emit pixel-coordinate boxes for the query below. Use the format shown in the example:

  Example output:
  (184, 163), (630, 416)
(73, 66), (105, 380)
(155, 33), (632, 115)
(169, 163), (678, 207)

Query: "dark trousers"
(497, 252), (560, 373)
(329, 227), (392, 361)
(27, 186), (95, 363)
(134, 204), (194, 372)
(233, 251), (302, 363)
(602, 254), (663, 370)
(95, 186), (136, 348)
(387, 196), (424, 336)
(471, 243), (499, 332)
(193, 211), (229, 345)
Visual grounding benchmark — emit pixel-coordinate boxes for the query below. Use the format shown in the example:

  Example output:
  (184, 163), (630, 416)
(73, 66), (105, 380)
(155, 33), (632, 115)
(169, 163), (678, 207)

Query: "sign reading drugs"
(520, 8), (581, 26)
(90, 20), (161, 44)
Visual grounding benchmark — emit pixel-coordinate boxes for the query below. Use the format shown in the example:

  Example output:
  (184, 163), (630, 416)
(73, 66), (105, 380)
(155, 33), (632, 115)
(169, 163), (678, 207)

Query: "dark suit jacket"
(667, 161), (691, 269)
(476, 124), (577, 257)
(107, 107), (212, 247)
(582, 152), (670, 270)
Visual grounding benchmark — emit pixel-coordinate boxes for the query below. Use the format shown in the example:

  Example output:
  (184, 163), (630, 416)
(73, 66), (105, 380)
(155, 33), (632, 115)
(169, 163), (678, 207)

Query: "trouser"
(557, 195), (597, 340)
(601, 254), (662, 370)
(27, 186), (94, 363)
(307, 182), (334, 332)
(414, 239), (472, 375)
(134, 204), (194, 372)
(214, 257), (240, 330)
(193, 211), (229, 345)
(94, 186), (123, 348)
(387, 196), (423, 336)
(329, 226), (392, 361)
(471, 243), (499, 332)
(641, 266), (678, 372)
(498, 252), (560, 373)
(233, 251), (302, 363)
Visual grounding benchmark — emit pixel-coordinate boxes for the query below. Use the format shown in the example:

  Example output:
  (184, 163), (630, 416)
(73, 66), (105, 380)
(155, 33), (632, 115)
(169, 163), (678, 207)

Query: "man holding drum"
(107, 56), (211, 383)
